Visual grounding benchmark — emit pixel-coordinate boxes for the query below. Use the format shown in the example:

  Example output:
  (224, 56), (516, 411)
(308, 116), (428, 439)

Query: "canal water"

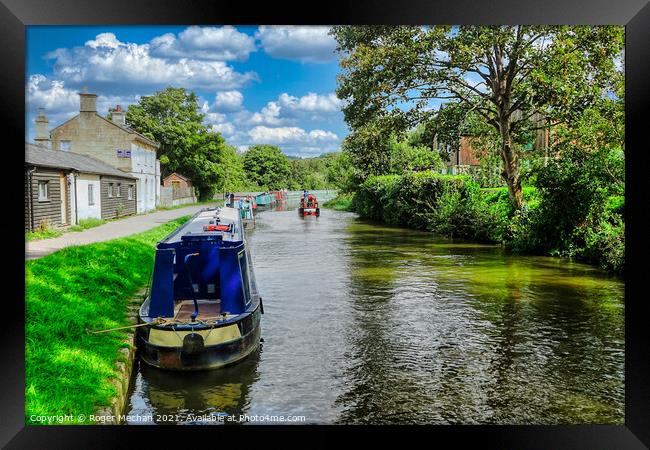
(125, 191), (624, 425)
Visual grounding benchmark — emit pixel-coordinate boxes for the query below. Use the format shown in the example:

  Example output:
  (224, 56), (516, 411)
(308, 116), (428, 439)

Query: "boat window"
(238, 250), (251, 305)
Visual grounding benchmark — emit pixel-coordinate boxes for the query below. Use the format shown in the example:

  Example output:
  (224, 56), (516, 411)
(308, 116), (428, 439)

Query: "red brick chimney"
(110, 104), (126, 126)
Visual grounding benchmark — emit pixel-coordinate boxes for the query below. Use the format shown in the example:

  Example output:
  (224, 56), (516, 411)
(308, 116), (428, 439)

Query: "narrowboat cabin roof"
(159, 207), (243, 245)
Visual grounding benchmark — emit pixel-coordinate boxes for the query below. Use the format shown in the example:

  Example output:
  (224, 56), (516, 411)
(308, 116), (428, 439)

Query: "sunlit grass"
(68, 217), (106, 232)
(322, 194), (354, 211)
(25, 215), (190, 425)
(25, 229), (63, 241)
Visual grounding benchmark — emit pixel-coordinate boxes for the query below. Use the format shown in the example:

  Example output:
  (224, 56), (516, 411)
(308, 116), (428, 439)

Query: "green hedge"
(353, 171), (502, 242)
(351, 171), (623, 274)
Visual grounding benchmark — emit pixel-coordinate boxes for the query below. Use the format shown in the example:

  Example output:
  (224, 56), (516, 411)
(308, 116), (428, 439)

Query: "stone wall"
(93, 289), (144, 425)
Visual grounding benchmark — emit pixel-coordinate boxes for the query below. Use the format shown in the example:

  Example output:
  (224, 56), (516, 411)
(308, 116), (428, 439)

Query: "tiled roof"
(25, 142), (136, 179)
(164, 172), (191, 182)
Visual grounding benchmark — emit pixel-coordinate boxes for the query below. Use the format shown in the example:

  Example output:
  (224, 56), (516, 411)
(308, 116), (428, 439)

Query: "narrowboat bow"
(137, 206), (263, 371)
(298, 194), (320, 217)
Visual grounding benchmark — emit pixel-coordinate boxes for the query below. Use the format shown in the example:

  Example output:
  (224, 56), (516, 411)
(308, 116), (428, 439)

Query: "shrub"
(501, 147), (625, 274)
(353, 171), (501, 241)
(322, 194), (355, 211)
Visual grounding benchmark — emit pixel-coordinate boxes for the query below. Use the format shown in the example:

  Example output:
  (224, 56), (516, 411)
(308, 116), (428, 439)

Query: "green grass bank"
(322, 193), (354, 211)
(25, 215), (190, 425)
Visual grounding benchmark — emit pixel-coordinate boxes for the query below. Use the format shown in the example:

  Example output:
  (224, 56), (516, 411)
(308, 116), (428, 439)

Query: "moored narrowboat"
(271, 189), (288, 204)
(235, 195), (255, 228)
(136, 206), (263, 371)
(254, 192), (275, 207)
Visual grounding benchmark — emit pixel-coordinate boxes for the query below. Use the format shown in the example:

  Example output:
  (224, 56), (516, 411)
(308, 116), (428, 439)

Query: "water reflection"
(126, 348), (261, 425)
(335, 222), (623, 424)
(125, 195), (624, 425)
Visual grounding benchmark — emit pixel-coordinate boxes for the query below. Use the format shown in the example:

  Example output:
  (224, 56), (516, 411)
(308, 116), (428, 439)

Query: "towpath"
(26, 203), (217, 260)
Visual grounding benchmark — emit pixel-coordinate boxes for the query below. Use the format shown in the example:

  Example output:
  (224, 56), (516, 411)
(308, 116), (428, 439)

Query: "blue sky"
(26, 25), (348, 157)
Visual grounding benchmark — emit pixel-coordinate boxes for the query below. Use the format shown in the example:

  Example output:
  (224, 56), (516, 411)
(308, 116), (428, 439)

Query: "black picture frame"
(2, 0), (648, 447)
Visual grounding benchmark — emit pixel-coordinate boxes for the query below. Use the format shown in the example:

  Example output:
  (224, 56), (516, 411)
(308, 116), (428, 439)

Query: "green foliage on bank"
(353, 172), (501, 242)
(504, 147), (625, 274)
(322, 193), (355, 211)
(25, 216), (191, 425)
(352, 171), (624, 274)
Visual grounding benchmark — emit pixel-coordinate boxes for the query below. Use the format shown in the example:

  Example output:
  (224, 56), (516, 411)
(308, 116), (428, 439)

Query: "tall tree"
(126, 87), (236, 200)
(331, 26), (624, 209)
(242, 145), (291, 190)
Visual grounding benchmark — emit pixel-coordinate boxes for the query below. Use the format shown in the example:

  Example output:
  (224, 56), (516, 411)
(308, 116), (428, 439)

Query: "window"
(88, 184), (94, 206)
(37, 181), (49, 201)
(128, 185), (133, 200)
(60, 140), (71, 151)
(116, 183), (121, 197)
(108, 183), (114, 197)
(238, 250), (251, 305)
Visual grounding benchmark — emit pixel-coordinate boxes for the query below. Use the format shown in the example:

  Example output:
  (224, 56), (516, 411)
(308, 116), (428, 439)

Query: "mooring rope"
(88, 314), (230, 334)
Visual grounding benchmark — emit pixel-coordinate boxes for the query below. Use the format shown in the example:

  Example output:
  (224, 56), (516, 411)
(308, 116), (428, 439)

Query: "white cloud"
(25, 74), (141, 140)
(256, 26), (337, 63)
(85, 32), (122, 49)
(26, 74), (139, 118)
(248, 125), (338, 145)
(27, 74), (78, 113)
(277, 92), (343, 116)
(150, 26), (256, 61)
(243, 92), (343, 127)
(204, 111), (227, 124)
(213, 90), (244, 112)
(250, 102), (283, 125)
(46, 32), (258, 93)
(211, 122), (236, 136)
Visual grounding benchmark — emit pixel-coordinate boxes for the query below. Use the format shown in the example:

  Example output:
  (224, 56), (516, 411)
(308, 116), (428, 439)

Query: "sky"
(25, 25), (348, 157)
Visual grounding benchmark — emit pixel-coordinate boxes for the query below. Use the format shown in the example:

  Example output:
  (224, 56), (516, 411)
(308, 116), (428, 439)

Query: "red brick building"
(162, 173), (193, 190)
(160, 173), (196, 207)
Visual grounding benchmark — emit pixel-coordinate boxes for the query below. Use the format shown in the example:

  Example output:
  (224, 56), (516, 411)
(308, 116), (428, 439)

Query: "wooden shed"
(25, 142), (138, 231)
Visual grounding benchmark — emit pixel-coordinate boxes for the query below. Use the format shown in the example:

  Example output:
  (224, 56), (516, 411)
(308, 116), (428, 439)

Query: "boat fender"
(183, 333), (204, 355)
(260, 297), (264, 315)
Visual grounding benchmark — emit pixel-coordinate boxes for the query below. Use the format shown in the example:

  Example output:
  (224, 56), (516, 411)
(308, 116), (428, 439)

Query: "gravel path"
(26, 203), (216, 260)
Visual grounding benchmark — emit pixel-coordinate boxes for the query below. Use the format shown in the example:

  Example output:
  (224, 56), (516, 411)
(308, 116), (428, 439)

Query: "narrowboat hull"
(137, 304), (262, 371)
(255, 194), (274, 207)
(299, 207), (320, 217)
(137, 206), (263, 371)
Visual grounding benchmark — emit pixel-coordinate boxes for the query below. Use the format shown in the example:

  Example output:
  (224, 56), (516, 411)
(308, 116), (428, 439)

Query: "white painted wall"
(131, 143), (157, 213)
(67, 173), (77, 225)
(155, 160), (161, 206)
(75, 174), (101, 220)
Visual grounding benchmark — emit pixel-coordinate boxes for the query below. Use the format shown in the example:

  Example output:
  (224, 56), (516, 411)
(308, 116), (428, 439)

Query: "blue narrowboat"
(254, 192), (275, 207)
(136, 206), (263, 371)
